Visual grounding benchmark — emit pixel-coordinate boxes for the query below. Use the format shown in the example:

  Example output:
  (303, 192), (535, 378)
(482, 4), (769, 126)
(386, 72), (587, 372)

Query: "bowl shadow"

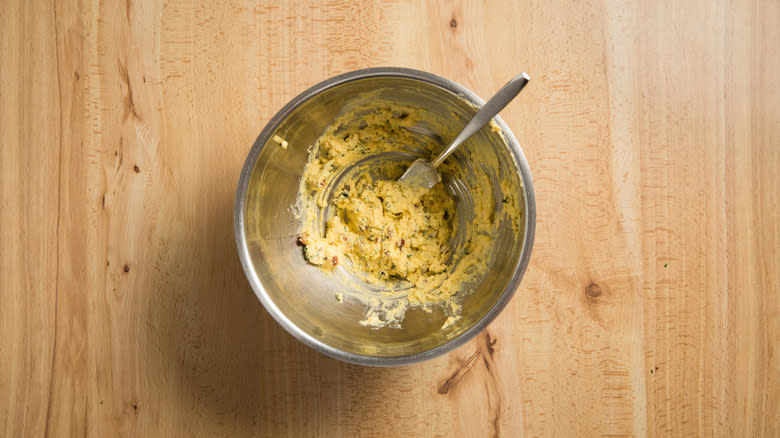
(147, 171), (415, 435)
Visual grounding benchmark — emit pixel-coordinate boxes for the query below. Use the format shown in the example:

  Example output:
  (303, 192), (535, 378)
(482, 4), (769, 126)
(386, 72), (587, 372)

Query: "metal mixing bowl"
(234, 68), (535, 366)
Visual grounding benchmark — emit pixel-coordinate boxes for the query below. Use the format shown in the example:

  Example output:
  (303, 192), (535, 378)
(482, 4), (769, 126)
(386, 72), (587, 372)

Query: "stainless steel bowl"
(234, 68), (535, 366)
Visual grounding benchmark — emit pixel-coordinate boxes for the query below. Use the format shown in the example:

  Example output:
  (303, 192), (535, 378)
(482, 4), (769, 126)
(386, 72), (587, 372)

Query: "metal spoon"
(399, 72), (530, 189)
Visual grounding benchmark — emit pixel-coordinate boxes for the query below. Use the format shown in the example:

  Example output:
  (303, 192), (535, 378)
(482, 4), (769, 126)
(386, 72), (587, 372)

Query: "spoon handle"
(431, 72), (530, 168)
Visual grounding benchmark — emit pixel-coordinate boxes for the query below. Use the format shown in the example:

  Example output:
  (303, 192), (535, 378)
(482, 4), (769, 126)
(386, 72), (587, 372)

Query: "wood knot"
(133, 164), (140, 173)
(449, 18), (457, 28)
(123, 264), (130, 273)
(484, 331), (497, 358)
(585, 283), (601, 297)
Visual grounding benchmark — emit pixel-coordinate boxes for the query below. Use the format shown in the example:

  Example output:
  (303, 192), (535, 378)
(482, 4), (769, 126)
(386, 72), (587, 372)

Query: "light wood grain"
(2, 1), (777, 436)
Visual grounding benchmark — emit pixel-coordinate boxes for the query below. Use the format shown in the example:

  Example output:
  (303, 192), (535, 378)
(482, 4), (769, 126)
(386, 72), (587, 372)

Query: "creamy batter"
(300, 175), (455, 285)
(295, 100), (519, 328)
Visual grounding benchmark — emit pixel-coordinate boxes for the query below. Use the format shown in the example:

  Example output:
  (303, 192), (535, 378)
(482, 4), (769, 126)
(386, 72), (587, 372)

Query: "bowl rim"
(234, 67), (536, 366)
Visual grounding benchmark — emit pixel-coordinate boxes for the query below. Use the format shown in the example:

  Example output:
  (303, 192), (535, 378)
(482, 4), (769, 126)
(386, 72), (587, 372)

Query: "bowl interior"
(240, 75), (529, 360)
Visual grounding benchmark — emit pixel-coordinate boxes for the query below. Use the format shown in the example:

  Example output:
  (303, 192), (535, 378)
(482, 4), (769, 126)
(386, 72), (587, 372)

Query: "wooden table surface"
(2, 1), (778, 436)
